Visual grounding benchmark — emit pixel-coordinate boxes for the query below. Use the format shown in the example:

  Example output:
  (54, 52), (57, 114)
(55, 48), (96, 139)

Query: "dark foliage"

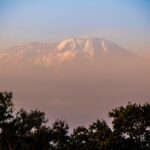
(0, 92), (150, 150)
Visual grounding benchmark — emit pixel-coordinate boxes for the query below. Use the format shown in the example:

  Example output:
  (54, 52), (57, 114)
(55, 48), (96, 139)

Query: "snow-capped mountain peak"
(0, 37), (137, 67)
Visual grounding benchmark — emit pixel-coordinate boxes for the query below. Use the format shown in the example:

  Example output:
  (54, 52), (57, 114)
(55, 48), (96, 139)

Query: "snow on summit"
(0, 37), (137, 67)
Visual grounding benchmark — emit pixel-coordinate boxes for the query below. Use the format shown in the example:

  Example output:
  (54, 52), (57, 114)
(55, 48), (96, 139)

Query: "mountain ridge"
(0, 37), (138, 67)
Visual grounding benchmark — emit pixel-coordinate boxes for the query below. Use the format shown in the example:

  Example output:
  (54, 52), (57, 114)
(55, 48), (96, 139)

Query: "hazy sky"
(0, 0), (150, 53)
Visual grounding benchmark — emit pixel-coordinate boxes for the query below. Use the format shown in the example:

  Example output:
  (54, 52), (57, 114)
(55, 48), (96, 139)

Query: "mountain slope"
(0, 37), (137, 67)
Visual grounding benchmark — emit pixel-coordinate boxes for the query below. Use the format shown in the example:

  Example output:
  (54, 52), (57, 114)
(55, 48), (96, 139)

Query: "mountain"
(0, 37), (137, 67)
(0, 38), (148, 128)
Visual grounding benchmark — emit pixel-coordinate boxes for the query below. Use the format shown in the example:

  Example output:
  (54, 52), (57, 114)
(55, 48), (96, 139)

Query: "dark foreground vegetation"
(0, 92), (150, 150)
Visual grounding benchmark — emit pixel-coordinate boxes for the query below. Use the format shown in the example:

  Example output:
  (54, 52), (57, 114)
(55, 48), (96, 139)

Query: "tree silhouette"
(0, 92), (150, 150)
(0, 92), (49, 150)
(0, 92), (14, 123)
(88, 120), (113, 150)
(109, 102), (150, 149)
(70, 126), (91, 150)
(49, 120), (70, 150)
